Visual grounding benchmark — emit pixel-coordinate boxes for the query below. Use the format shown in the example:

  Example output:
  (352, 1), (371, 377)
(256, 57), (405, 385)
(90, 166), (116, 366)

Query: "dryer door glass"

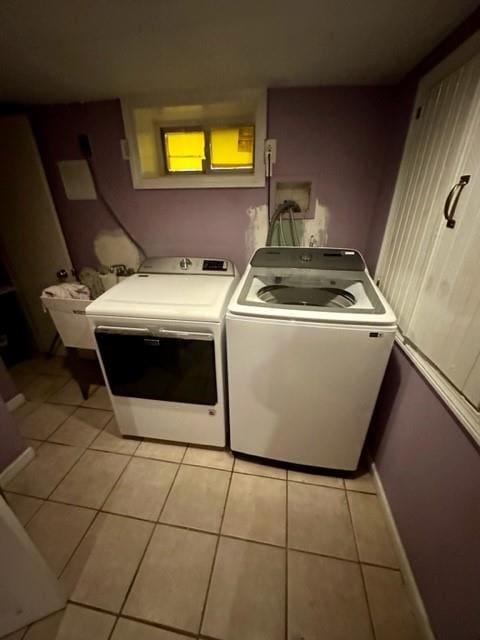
(94, 328), (217, 405)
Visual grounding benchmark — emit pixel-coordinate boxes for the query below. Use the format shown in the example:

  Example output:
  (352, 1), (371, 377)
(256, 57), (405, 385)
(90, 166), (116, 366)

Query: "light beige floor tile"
(51, 449), (129, 509)
(29, 356), (68, 377)
(363, 565), (422, 640)
(124, 524), (216, 633)
(48, 379), (86, 406)
(12, 355), (66, 377)
(104, 457), (177, 521)
(26, 501), (96, 575)
(345, 467), (377, 493)
(288, 550), (374, 640)
(49, 408), (112, 447)
(4, 493), (43, 526)
(17, 403), (75, 440)
(9, 357), (37, 374)
(22, 374), (69, 402)
(111, 618), (188, 640)
(56, 604), (115, 640)
(22, 610), (64, 639)
(222, 473), (286, 546)
(82, 386), (112, 410)
(6, 443), (83, 498)
(23, 438), (43, 450)
(91, 417), (140, 455)
(67, 513), (153, 612)
(202, 537), (285, 640)
(288, 482), (357, 560)
(9, 369), (38, 393)
(288, 468), (344, 489)
(12, 400), (41, 423)
(135, 440), (186, 462)
(2, 628), (26, 639)
(183, 446), (234, 470)
(348, 492), (399, 567)
(160, 465), (229, 532)
(234, 457), (287, 479)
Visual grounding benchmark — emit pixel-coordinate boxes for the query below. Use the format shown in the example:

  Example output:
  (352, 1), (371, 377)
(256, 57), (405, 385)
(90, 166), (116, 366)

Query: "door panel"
(0, 115), (73, 351)
(408, 89), (480, 406)
(379, 53), (480, 330)
(95, 329), (217, 405)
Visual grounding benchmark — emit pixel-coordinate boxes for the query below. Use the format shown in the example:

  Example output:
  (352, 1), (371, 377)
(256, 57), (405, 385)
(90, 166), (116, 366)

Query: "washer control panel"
(251, 247), (365, 271)
(202, 259), (228, 272)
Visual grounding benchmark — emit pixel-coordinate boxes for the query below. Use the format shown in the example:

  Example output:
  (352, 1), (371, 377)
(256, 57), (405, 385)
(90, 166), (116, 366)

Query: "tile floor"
(3, 356), (423, 640)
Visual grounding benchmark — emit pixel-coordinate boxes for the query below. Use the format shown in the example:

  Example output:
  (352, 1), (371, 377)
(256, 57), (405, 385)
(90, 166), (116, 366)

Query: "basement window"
(121, 90), (266, 189)
(163, 130), (206, 173)
(161, 126), (254, 175)
(210, 126), (254, 171)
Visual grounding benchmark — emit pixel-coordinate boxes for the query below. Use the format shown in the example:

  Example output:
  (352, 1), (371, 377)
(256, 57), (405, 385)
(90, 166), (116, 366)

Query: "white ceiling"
(0, 0), (477, 104)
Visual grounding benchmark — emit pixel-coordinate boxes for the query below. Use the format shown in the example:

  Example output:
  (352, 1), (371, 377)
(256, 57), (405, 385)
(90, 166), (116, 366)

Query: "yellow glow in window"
(164, 131), (205, 173)
(210, 126), (254, 170)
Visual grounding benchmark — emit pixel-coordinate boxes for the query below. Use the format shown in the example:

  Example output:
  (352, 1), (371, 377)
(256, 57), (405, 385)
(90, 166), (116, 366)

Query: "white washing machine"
(86, 257), (238, 446)
(226, 247), (396, 470)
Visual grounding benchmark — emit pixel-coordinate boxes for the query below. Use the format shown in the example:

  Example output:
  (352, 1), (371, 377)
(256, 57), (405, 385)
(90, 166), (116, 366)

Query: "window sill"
(395, 335), (480, 446)
(131, 173), (266, 190)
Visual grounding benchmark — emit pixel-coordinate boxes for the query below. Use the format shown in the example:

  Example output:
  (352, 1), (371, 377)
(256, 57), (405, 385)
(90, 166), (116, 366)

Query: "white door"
(379, 52), (480, 330)
(0, 115), (73, 352)
(0, 496), (66, 636)
(407, 91), (480, 408)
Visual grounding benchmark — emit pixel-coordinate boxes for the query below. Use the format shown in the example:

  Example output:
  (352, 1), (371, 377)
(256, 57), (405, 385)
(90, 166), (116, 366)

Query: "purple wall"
(370, 347), (480, 640)
(0, 357), (17, 402)
(0, 397), (26, 473)
(31, 88), (398, 274)
(31, 100), (264, 274)
(365, 85), (416, 269)
(268, 87), (397, 270)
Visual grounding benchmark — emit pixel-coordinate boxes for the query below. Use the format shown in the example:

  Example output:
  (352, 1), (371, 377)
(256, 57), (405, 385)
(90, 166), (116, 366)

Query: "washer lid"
(86, 272), (238, 322)
(228, 265), (396, 326)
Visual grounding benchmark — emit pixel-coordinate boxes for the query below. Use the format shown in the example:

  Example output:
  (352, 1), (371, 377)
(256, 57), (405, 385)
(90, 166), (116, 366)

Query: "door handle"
(96, 326), (151, 335)
(443, 175), (470, 228)
(157, 329), (213, 341)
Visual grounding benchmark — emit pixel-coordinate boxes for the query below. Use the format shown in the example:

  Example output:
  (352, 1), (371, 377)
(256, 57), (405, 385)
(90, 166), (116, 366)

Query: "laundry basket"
(41, 296), (95, 349)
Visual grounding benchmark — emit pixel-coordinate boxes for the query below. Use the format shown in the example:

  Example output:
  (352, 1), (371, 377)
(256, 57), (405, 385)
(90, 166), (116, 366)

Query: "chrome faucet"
(179, 257), (192, 270)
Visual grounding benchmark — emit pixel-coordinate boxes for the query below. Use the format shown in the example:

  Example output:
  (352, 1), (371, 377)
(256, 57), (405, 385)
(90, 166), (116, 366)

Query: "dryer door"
(95, 326), (217, 405)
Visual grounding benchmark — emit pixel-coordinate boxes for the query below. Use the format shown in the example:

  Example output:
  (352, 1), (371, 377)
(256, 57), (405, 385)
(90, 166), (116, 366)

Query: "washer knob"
(179, 257), (192, 270)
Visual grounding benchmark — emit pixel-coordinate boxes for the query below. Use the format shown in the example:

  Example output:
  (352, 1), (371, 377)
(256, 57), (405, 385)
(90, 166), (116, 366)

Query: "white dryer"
(226, 247), (396, 470)
(86, 257), (238, 446)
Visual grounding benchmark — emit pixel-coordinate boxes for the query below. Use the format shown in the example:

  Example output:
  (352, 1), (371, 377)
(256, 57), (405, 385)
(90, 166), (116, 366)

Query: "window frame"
(161, 127), (208, 175)
(208, 124), (255, 173)
(121, 89), (266, 189)
(160, 124), (256, 176)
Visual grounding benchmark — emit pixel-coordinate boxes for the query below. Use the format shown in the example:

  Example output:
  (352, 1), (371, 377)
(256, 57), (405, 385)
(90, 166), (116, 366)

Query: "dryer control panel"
(138, 257), (235, 276)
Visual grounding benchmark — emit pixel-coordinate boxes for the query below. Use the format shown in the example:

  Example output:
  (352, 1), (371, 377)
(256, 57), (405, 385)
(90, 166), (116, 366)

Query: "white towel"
(42, 283), (90, 300)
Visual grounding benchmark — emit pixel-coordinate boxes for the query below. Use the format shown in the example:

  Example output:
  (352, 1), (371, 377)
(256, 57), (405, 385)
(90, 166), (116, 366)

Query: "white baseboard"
(0, 446), (35, 488)
(6, 393), (26, 412)
(370, 460), (436, 640)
